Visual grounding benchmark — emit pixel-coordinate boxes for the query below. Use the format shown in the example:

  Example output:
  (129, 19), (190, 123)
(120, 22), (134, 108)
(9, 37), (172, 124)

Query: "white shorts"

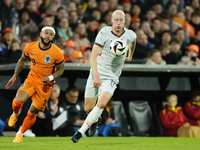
(84, 79), (118, 98)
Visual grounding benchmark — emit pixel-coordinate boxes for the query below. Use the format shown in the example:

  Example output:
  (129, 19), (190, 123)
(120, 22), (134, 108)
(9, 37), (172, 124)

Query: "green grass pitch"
(1, 137), (200, 150)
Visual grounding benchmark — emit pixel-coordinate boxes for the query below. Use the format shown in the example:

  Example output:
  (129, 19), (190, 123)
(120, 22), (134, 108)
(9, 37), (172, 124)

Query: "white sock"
(86, 111), (98, 123)
(13, 110), (20, 117)
(78, 106), (103, 135)
(17, 130), (23, 136)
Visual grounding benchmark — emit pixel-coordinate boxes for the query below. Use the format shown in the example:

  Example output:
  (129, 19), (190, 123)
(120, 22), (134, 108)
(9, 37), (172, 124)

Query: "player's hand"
(42, 77), (50, 85)
(93, 76), (101, 88)
(5, 76), (16, 89)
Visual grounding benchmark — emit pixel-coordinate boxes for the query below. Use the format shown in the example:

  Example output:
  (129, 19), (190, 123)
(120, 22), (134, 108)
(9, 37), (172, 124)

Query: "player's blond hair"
(112, 10), (125, 18)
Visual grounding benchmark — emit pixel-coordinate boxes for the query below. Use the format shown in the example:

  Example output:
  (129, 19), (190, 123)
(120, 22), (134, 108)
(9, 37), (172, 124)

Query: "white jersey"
(88, 26), (137, 83)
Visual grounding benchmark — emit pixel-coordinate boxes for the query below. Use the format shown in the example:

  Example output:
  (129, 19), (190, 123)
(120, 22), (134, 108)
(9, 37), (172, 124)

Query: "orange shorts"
(18, 78), (52, 111)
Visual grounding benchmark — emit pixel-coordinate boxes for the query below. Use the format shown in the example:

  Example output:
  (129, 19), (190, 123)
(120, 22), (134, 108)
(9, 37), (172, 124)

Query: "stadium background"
(1, 0), (200, 137)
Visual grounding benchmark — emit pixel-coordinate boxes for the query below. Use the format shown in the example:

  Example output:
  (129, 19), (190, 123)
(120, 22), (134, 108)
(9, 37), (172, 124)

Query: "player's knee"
(15, 91), (29, 103)
(96, 102), (107, 109)
(29, 103), (40, 114)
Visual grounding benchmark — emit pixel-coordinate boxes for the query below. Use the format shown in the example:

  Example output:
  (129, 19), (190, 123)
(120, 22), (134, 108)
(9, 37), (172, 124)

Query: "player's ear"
(111, 17), (113, 23)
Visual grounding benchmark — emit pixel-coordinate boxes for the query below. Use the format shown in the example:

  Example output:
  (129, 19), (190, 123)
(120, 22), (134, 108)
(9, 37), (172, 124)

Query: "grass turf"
(0, 137), (200, 150)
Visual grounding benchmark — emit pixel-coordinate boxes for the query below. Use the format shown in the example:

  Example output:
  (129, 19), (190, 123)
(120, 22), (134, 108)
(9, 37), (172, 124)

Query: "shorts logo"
(20, 84), (25, 88)
(44, 55), (51, 65)
(110, 80), (116, 87)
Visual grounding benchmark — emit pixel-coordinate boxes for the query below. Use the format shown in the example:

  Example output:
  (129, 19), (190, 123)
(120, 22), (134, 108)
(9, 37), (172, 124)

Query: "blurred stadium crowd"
(1, 0), (200, 65)
(2, 0), (200, 137)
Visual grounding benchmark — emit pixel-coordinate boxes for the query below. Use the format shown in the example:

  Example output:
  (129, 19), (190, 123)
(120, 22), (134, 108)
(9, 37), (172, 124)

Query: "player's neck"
(112, 28), (124, 36)
(39, 41), (51, 49)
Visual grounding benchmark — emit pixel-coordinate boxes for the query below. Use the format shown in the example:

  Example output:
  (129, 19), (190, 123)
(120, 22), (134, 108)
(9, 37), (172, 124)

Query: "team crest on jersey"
(44, 55), (51, 65)
(20, 84), (25, 88)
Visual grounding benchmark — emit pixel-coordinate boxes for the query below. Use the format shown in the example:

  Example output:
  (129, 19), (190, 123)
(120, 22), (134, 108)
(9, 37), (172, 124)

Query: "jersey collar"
(39, 42), (52, 51)
(111, 28), (125, 38)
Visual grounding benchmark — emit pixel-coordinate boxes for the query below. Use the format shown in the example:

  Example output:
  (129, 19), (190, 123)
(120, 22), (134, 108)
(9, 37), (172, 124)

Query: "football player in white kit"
(71, 9), (137, 143)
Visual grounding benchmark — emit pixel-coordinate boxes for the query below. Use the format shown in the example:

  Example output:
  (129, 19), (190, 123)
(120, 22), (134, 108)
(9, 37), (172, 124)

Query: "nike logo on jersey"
(30, 53), (35, 55)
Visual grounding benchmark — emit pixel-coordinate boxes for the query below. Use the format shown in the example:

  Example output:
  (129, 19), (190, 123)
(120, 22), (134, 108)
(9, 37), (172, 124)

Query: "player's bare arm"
(125, 40), (136, 63)
(41, 62), (64, 84)
(53, 62), (65, 79)
(90, 44), (102, 87)
(5, 53), (29, 89)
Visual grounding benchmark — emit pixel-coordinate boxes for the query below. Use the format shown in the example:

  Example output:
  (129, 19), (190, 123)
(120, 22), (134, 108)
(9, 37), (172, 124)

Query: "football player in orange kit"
(5, 26), (64, 143)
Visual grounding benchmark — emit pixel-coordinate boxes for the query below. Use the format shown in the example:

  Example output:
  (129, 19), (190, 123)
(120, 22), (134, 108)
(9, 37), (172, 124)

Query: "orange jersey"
(24, 41), (64, 85)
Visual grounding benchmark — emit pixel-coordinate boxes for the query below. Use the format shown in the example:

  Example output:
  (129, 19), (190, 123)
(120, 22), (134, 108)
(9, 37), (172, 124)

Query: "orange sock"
(12, 98), (23, 114)
(20, 110), (37, 133)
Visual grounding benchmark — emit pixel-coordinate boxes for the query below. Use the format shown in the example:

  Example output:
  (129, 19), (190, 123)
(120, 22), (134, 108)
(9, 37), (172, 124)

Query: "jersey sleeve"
(55, 48), (64, 65)
(94, 27), (107, 47)
(23, 43), (31, 57)
(130, 30), (137, 42)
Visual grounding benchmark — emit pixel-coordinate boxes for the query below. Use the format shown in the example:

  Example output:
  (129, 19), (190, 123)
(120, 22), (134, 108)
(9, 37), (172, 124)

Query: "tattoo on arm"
(53, 62), (64, 79)
(14, 54), (28, 77)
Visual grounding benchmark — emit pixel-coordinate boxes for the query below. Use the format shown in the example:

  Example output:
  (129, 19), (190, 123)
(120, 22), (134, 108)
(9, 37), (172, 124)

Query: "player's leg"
(80, 78), (100, 131)
(71, 92), (112, 143)
(18, 104), (39, 134)
(80, 80), (117, 136)
(71, 78), (98, 142)
(86, 79), (117, 136)
(13, 104), (39, 143)
(13, 83), (51, 143)
(84, 97), (98, 137)
(19, 84), (51, 134)
(10, 89), (30, 143)
(8, 91), (29, 127)
(71, 96), (102, 143)
(20, 84), (52, 135)
(9, 79), (35, 128)
(86, 92), (112, 136)
(83, 78), (98, 113)
(71, 79), (116, 143)
(96, 91), (112, 109)
(84, 97), (98, 113)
